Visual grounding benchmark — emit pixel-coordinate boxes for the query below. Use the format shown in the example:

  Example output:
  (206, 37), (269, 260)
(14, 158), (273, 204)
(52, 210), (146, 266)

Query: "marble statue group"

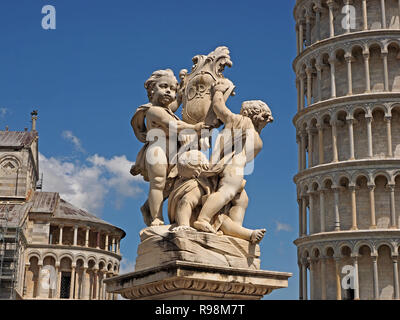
(130, 46), (273, 244)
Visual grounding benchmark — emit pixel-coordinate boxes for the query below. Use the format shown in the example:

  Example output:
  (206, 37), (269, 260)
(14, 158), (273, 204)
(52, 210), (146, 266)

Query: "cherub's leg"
(173, 187), (203, 231)
(229, 189), (249, 227)
(219, 217), (266, 244)
(194, 168), (243, 233)
(147, 150), (168, 226)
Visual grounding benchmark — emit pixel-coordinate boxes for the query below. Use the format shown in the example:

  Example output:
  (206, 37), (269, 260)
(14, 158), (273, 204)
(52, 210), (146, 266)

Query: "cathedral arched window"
(0, 156), (20, 176)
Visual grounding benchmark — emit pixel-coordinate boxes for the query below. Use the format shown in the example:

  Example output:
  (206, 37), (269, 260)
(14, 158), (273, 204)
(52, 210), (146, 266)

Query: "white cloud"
(119, 257), (136, 275)
(39, 152), (144, 215)
(275, 221), (292, 233)
(62, 130), (85, 153)
(0, 108), (8, 118)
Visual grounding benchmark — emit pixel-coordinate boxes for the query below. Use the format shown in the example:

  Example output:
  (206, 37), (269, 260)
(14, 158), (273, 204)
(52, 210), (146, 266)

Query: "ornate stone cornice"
(104, 261), (292, 300)
(293, 30), (400, 70)
(293, 93), (400, 127)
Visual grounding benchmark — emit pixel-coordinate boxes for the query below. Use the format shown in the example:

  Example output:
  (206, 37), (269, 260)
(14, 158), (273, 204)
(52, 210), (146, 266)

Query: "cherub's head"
(240, 100), (274, 133)
(145, 69), (178, 107)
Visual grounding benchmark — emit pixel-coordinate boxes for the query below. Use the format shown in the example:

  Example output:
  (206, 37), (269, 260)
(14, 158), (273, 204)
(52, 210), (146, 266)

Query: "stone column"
(306, 67), (313, 106)
(98, 273), (104, 300)
(92, 269), (98, 299)
(362, 0), (368, 30)
(302, 259), (308, 300)
(73, 226), (78, 246)
(297, 135), (302, 171)
(317, 123), (324, 164)
(372, 255), (379, 299)
(382, 51), (389, 91)
(347, 117), (355, 160)
(335, 258), (342, 300)
(320, 256), (327, 300)
(117, 240), (120, 255)
(392, 256), (400, 299)
(363, 51), (371, 93)
(301, 130), (307, 170)
(74, 267), (79, 298)
(327, 0), (335, 37)
(331, 120), (339, 163)
(314, 6), (321, 42)
(307, 129), (314, 168)
(96, 231), (101, 249)
(37, 264), (43, 298)
(308, 192), (314, 234)
(306, 15), (312, 47)
(345, 53), (353, 95)
(352, 254), (360, 300)
(385, 116), (393, 157)
(388, 184), (397, 229)
(59, 225), (63, 245)
(23, 264), (29, 297)
(70, 266), (76, 299)
(105, 234), (109, 251)
(366, 115), (373, 157)
(302, 196), (308, 236)
(298, 198), (303, 236)
(299, 21), (304, 53)
(299, 72), (306, 110)
(298, 262), (303, 300)
(112, 237), (116, 253)
(80, 268), (87, 300)
(333, 187), (341, 231)
(56, 265), (62, 299)
(85, 228), (90, 247)
(349, 184), (358, 230)
(319, 188), (326, 232)
(296, 80), (301, 112)
(329, 58), (337, 98)
(368, 184), (377, 229)
(381, 0), (387, 28)
(399, 0), (400, 26)
(316, 64), (322, 102)
(296, 24), (300, 55)
(308, 258), (314, 300)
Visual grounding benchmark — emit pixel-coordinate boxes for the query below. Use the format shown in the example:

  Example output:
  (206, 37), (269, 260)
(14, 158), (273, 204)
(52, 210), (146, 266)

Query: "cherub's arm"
(147, 107), (204, 132)
(212, 90), (235, 125)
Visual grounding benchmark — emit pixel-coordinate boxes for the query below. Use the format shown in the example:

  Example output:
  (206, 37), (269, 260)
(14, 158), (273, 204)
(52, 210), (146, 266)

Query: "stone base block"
(105, 226), (291, 300)
(104, 260), (292, 300)
(135, 225), (261, 271)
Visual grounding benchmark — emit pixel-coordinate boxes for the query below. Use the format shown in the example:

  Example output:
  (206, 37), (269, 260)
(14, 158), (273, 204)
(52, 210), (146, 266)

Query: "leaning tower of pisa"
(293, 0), (400, 300)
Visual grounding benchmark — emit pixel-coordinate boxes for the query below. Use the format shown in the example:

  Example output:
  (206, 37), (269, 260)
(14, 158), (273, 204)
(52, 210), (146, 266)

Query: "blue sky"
(0, 0), (299, 299)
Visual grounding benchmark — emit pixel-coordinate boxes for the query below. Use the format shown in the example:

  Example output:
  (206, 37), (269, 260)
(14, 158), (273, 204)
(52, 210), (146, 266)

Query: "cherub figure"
(168, 150), (266, 243)
(130, 69), (206, 227)
(193, 82), (274, 235)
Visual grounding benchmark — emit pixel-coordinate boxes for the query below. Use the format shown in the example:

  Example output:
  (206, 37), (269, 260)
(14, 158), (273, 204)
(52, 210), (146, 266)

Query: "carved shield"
(180, 46), (235, 127)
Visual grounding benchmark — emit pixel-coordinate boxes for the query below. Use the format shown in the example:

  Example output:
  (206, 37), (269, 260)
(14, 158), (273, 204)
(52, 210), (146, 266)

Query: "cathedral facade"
(0, 113), (125, 300)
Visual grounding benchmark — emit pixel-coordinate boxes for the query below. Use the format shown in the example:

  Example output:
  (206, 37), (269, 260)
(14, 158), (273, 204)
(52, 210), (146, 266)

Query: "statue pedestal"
(104, 226), (292, 300)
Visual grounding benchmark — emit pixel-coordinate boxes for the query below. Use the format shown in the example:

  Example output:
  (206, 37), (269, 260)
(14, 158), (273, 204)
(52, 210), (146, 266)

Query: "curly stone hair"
(240, 100), (273, 123)
(144, 69), (178, 101)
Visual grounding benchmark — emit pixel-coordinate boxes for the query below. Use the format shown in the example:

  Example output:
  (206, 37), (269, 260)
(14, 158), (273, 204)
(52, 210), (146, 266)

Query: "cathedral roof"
(0, 202), (31, 227)
(0, 192), (125, 237)
(0, 131), (37, 148)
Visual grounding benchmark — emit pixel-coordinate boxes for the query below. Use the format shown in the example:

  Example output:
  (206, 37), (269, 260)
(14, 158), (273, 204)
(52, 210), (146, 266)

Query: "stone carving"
(130, 46), (273, 250)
